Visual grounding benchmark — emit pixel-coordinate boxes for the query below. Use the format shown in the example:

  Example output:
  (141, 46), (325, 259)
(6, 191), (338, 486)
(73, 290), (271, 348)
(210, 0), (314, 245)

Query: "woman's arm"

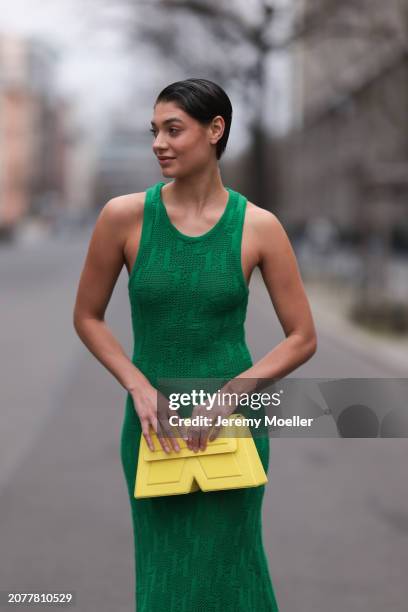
(223, 208), (318, 397)
(73, 196), (146, 391)
(187, 206), (318, 452)
(73, 195), (179, 453)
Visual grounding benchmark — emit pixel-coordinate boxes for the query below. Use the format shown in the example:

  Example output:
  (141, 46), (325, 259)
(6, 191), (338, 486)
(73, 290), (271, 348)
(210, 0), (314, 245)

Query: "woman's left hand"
(185, 396), (236, 452)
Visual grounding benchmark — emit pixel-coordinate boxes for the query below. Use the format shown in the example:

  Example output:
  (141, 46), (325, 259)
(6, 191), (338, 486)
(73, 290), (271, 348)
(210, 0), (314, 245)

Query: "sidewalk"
(305, 280), (408, 376)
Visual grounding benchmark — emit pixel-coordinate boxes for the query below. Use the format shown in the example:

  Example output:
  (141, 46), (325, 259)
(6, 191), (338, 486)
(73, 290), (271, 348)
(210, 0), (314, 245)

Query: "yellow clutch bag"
(134, 413), (268, 498)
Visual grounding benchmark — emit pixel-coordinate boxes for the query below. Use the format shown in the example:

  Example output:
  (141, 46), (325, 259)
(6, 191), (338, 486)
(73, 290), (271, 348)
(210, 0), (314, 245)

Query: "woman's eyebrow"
(150, 117), (184, 127)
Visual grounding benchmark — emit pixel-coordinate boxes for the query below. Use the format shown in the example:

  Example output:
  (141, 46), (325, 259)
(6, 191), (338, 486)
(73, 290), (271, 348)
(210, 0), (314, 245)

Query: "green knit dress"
(120, 180), (279, 611)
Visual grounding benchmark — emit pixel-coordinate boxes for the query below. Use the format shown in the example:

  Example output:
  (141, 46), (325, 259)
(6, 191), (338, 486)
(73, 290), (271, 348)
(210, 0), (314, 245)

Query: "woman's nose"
(153, 134), (168, 152)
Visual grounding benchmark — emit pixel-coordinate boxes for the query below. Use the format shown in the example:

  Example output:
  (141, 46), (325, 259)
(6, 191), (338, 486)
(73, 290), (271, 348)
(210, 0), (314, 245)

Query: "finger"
(169, 435), (180, 452)
(191, 427), (201, 453)
(149, 412), (159, 436)
(171, 413), (188, 443)
(158, 416), (180, 453)
(186, 425), (194, 450)
(177, 421), (189, 443)
(154, 416), (170, 453)
(157, 433), (171, 454)
(199, 428), (210, 451)
(198, 416), (214, 451)
(141, 419), (155, 452)
(166, 423), (181, 452)
(186, 407), (204, 451)
(208, 424), (222, 442)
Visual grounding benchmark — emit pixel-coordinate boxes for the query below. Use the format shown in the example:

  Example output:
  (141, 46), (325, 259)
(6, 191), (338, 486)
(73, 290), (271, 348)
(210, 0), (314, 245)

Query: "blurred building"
(278, 0), (408, 234)
(274, 0), (408, 312)
(0, 32), (68, 239)
(93, 120), (159, 208)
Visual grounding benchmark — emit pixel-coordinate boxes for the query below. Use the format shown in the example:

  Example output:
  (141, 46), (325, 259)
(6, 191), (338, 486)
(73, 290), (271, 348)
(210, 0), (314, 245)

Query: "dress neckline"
(157, 181), (234, 242)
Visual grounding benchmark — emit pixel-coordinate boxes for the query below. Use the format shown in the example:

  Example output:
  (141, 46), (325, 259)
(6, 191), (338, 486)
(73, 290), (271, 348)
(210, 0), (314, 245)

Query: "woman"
(73, 78), (317, 611)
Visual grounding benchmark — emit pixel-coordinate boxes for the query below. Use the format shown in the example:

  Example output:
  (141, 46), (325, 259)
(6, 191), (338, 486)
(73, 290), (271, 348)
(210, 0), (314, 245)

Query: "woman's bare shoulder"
(245, 200), (283, 234)
(94, 191), (146, 245)
(245, 200), (290, 264)
(101, 191), (147, 224)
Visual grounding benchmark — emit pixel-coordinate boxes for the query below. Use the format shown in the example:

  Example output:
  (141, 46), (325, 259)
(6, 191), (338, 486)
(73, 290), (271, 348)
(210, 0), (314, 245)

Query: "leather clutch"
(134, 413), (268, 498)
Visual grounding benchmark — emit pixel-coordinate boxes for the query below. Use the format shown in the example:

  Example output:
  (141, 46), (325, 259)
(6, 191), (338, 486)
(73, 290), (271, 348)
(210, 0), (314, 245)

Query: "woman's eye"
(149, 127), (179, 136)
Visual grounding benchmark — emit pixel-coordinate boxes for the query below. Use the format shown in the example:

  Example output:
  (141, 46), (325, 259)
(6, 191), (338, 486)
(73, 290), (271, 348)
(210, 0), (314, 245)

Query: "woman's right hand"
(130, 384), (181, 454)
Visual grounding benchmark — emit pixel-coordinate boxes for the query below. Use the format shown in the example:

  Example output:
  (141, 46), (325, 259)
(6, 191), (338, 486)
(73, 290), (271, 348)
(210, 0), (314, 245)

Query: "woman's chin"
(161, 168), (177, 178)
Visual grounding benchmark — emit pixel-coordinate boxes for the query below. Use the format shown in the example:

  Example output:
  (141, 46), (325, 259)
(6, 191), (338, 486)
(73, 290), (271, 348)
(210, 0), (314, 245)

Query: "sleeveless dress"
(120, 180), (279, 611)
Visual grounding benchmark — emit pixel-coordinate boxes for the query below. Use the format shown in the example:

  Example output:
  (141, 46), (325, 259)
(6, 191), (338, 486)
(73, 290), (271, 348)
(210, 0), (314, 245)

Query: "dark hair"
(155, 78), (232, 160)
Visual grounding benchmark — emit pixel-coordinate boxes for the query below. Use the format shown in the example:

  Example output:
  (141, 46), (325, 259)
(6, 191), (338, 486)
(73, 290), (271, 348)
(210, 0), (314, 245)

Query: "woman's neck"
(164, 168), (227, 214)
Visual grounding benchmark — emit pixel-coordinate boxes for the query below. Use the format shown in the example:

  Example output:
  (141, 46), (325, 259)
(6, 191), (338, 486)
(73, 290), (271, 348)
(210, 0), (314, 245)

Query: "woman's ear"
(209, 115), (224, 144)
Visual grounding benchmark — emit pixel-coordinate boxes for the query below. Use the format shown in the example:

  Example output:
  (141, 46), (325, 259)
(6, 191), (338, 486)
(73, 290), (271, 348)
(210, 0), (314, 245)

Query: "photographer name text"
(169, 415), (314, 428)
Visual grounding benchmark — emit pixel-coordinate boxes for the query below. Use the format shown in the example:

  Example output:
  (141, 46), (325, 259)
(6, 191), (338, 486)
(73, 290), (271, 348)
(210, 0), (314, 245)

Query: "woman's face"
(150, 100), (223, 178)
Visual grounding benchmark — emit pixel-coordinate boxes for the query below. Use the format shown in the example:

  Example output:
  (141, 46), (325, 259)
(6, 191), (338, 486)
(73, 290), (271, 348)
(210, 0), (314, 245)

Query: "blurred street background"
(1, 1), (408, 610)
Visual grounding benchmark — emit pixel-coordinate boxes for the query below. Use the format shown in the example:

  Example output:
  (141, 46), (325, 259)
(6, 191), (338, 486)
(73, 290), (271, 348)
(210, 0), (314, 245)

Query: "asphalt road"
(1, 233), (407, 611)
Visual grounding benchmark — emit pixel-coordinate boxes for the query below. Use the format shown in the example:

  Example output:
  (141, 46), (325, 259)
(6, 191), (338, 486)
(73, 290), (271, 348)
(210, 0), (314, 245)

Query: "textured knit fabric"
(120, 180), (279, 611)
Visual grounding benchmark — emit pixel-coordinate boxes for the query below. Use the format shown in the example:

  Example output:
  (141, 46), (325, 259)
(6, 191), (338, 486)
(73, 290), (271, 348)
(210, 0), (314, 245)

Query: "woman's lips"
(158, 157), (175, 165)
